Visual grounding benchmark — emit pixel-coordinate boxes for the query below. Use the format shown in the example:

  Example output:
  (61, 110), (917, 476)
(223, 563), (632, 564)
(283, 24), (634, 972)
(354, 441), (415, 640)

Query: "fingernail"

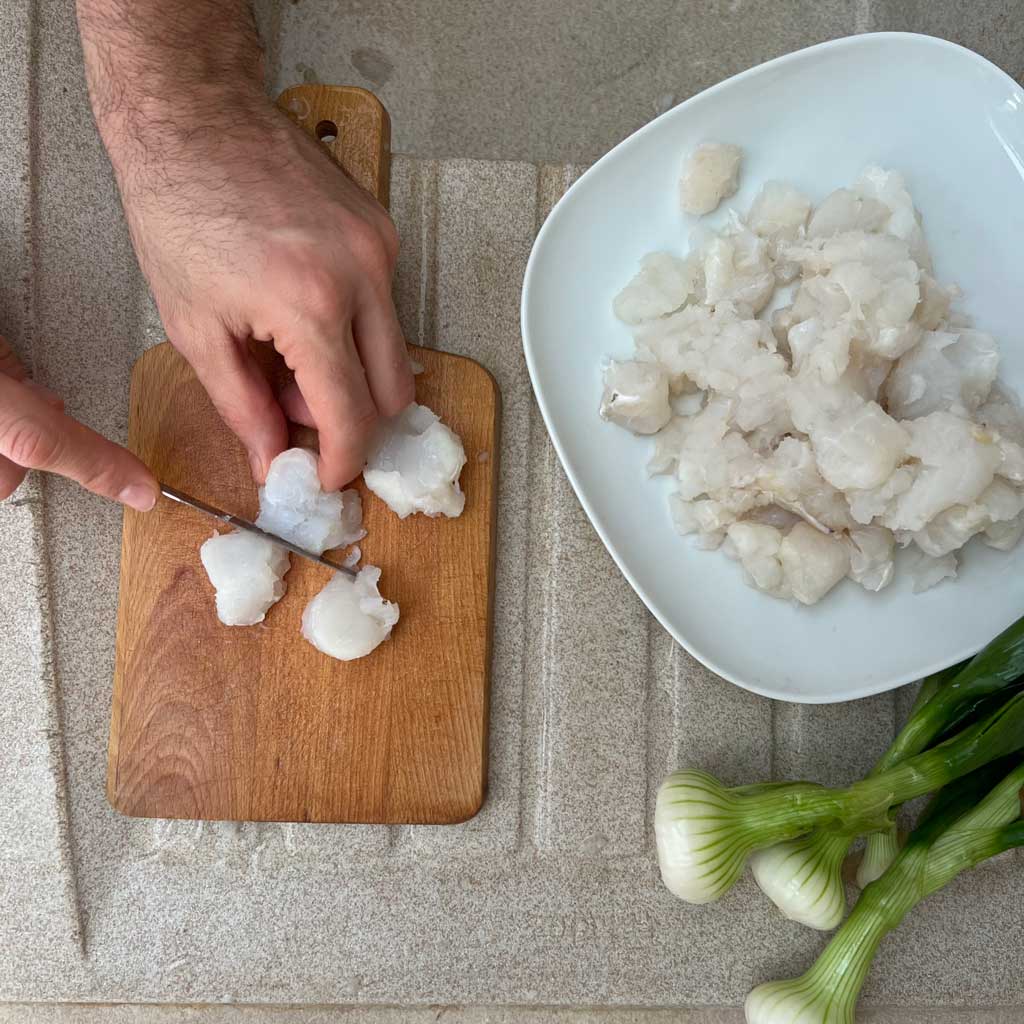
(119, 484), (157, 512)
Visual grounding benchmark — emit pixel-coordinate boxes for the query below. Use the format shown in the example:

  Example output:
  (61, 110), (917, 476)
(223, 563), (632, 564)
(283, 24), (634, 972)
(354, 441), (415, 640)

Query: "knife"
(160, 483), (358, 578)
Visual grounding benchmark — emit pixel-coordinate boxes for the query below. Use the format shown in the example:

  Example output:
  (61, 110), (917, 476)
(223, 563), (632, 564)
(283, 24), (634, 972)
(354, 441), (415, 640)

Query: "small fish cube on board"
(302, 566), (400, 661)
(200, 531), (290, 626)
(364, 403), (467, 518)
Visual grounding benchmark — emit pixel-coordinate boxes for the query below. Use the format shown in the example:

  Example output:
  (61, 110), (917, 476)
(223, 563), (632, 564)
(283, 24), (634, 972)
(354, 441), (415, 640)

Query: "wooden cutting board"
(108, 86), (499, 824)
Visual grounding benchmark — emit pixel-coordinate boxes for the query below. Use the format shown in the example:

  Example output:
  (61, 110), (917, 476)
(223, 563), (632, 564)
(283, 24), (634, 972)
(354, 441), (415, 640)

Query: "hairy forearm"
(75, 0), (302, 211)
(76, 0), (267, 155)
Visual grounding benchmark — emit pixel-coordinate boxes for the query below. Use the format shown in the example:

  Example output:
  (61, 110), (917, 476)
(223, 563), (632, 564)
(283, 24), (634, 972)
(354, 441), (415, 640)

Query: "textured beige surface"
(260, 0), (866, 164)
(2, 1008), (1024, 1024)
(257, 0), (1023, 166)
(0, 0), (83, 981)
(3, 0), (1024, 1019)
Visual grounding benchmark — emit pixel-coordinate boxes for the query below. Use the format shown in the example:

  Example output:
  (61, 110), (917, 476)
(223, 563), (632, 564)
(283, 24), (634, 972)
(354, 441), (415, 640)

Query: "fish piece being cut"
(200, 530), (290, 626)
(301, 565), (399, 661)
(256, 447), (364, 554)
(364, 403), (467, 518)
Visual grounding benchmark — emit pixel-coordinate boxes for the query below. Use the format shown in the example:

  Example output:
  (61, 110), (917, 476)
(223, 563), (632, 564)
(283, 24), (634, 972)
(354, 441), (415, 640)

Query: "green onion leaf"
(745, 760), (1024, 1024)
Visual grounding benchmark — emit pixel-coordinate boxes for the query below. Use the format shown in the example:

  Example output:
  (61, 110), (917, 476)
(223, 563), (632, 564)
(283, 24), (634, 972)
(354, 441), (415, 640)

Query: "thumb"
(0, 374), (158, 510)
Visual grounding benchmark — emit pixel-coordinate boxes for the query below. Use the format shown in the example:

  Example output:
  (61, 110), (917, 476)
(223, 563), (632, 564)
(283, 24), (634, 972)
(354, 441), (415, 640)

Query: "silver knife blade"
(160, 483), (358, 578)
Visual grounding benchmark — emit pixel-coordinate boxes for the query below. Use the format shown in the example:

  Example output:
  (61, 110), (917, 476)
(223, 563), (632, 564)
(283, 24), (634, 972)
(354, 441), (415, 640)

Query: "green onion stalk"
(855, 663), (961, 885)
(749, 616), (1024, 929)
(747, 666), (959, 931)
(744, 759), (1024, 1024)
(862, 617), (1024, 881)
(654, 689), (1024, 905)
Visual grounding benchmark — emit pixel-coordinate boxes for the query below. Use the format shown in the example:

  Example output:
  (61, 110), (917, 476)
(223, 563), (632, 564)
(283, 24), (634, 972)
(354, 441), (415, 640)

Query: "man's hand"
(76, 1), (414, 491)
(0, 336), (158, 509)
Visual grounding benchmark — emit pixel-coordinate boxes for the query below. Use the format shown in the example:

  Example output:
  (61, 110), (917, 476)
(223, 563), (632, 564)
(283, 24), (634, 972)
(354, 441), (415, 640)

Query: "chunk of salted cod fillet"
(302, 566), (399, 661)
(200, 530), (290, 626)
(364, 403), (467, 518)
(256, 447), (364, 554)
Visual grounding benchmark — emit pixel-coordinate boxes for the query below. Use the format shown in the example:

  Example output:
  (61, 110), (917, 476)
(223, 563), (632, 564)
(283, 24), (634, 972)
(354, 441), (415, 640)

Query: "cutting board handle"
(276, 85), (391, 210)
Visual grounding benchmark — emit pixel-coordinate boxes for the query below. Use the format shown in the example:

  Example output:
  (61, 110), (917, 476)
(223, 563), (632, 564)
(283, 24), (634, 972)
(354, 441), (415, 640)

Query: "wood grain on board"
(108, 86), (499, 823)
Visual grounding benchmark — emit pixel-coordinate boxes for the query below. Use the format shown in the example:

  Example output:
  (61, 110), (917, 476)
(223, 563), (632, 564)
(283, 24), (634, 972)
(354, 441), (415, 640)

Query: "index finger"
(0, 374), (158, 510)
(285, 325), (379, 491)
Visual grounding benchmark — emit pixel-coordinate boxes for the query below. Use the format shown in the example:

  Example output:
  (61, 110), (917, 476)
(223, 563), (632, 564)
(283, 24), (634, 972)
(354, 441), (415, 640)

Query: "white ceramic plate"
(521, 33), (1024, 703)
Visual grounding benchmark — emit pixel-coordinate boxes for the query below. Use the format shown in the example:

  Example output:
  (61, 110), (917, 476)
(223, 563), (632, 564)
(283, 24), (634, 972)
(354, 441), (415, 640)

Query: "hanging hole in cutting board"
(316, 119), (339, 143)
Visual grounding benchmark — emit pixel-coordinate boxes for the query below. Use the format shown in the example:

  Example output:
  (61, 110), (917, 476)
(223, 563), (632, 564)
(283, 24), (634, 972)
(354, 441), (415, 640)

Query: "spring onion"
(655, 690), (1024, 904)
(749, 665), (962, 929)
(745, 760), (1024, 1024)
(858, 616), (1024, 883)
(749, 829), (852, 930)
(854, 827), (900, 888)
(750, 619), (1024, 925)
(859, 640), (1024, 879)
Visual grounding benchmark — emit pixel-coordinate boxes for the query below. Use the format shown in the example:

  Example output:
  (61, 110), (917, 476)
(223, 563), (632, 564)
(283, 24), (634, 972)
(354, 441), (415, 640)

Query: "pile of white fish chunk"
(601, 147), (1024, 605)
(200, 401), (466, 657)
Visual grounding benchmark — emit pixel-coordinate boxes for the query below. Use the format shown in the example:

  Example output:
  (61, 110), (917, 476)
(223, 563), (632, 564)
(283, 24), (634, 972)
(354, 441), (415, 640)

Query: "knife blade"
(160, 483), (358, 578)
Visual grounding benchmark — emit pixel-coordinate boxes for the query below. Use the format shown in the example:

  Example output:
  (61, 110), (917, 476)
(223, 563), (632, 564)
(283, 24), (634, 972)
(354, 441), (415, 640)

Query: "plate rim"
(520, 31), (1023, 704)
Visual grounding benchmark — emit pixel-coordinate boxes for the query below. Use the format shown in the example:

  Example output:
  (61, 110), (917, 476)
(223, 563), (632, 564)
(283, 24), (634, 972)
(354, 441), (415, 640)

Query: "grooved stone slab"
(3, 1008), (1024, 1024)
(3, 0), (1024, 1019)
(263, 0), (866, 164)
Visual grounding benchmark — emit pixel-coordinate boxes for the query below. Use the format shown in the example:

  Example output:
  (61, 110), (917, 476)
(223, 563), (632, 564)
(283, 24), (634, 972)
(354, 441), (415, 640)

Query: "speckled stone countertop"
(2, 1), (1022, 1020)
